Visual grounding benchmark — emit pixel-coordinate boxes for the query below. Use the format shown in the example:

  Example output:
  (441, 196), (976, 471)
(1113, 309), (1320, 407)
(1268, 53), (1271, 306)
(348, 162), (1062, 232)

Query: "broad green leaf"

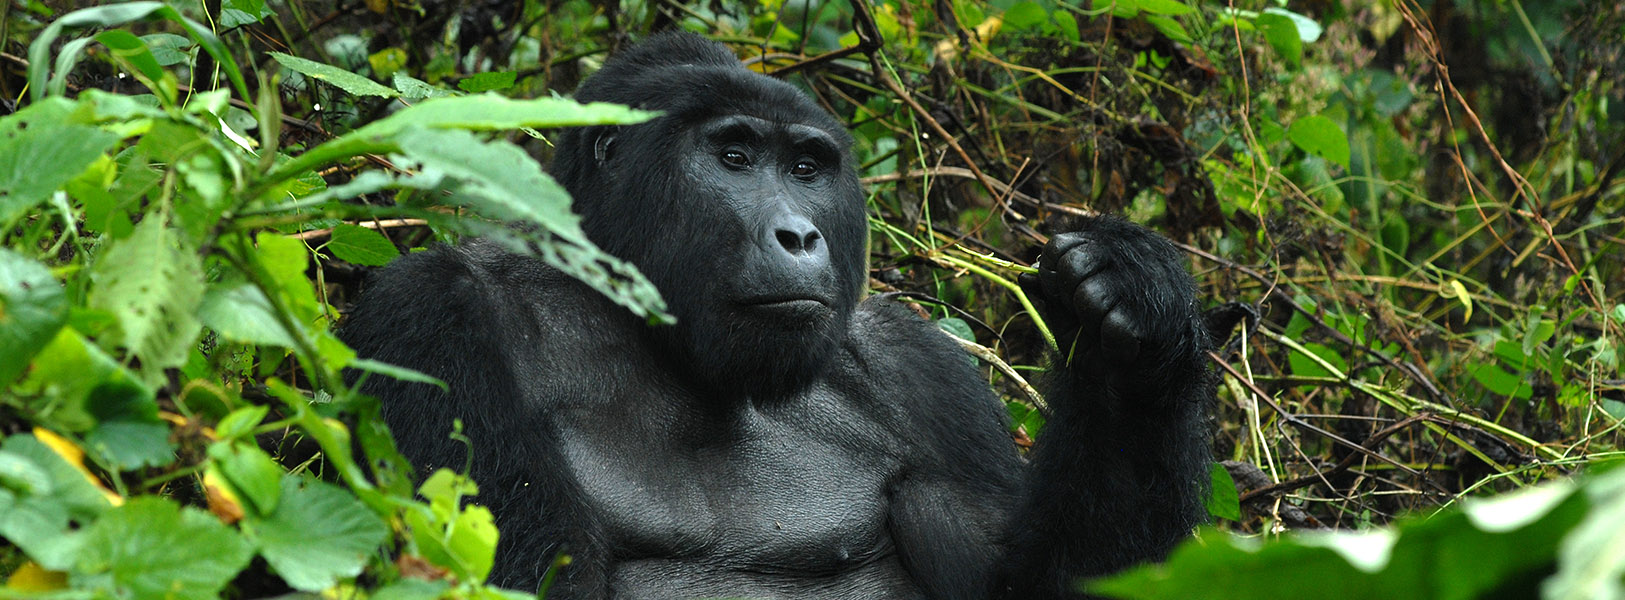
(1145, 15), (1193, 44)
(1257, 12), (1303, 68)
(0, 433), (113, 571)
(1263, 7), (1323, 43)
(457, 71), (517, 93)
(372, 579), (452, 600)
(327, 223), (401, 266)
(207, 441), (283, 516)
(214, 405), (269, 441)
(83, 420), (172, 471)
(391, 127), (671, 322)
(87, 218), (205, 374)
(1288, 115), (1350, 170)
(20, 329), (153, 433)
(140, 33), (192, 66)
(1546, 466), (1625, 599)
(28, 3), (251, 105)
(937, 317), (975, 342)
(93, 30), (176, 103)
(73, 497), (254, 600)
(1090, 472), (1590, 600)
(246, 477), (389, 591)
(0, 249), (67, 383)
(1114, 0), (1194, 16)
(1287, 342), (1346, 380)
(220, 0), (272, 28)
(199, 282), (301, 348)
(1206, 463), (1241, 522)
(253, 231), (323, 326)
(0, 97), (123, 224)
(269, 51), (399, 98)
(1003, 2), (1048, 30)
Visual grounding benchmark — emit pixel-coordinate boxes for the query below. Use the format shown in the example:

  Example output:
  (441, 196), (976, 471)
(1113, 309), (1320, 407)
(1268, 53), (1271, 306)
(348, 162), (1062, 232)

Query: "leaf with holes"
(87, 218), (204, 374)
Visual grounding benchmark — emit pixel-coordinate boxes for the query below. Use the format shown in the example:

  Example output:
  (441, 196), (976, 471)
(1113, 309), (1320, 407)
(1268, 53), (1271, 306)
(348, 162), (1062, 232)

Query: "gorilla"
(340, 31), (1213, 599)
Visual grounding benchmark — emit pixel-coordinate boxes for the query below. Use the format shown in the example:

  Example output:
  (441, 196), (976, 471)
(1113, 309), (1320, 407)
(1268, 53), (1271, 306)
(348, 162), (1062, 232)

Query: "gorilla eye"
(721, 150), (750, 168)
(790, 160), (819, 178)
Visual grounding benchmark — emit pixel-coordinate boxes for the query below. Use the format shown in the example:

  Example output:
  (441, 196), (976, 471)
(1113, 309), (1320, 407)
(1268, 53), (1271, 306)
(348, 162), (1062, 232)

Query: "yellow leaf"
(33, 427), (123, 506)
(5, 562), (67, 591)
(1443, 279), (1473, 322)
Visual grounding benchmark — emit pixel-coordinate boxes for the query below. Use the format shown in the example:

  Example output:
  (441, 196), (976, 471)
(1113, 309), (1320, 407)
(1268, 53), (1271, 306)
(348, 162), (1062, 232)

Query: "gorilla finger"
(1040, 232), (1093, 271)
(1100, 308), (1144, 363)
(1073, 276), (1120, 327)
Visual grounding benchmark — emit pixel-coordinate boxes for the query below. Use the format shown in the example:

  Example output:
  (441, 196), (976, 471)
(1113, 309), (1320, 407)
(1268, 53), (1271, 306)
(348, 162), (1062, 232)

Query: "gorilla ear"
(593, 131), (617, 163)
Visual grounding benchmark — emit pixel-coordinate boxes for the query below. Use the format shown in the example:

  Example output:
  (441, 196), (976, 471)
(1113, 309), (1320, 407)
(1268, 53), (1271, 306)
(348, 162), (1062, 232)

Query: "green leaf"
(392, 72), (455, 100)
(28, 3), (251, 106)
(937, 317), (975, 342)
(269, 51), (399, 98)
(0, 249), (67, 384)
(1288, 115), (1350, 170)
(208, 441), (283, 516)
(1257, 12), (1303, 68)
(199, 282), (301, 348)
(1288, 342), (1346, 380)
(1547, 469), (1625, 600)
(327, 224), (401, 266)
(253, 231), (323, 326)
(214, 405), (269, 441)
(457, 71), (517, 93)
(140, 33), (192, 66)
(1206, 463), (1242, 522)
(0, 97), (123, 224)
(349, 358), (447, 392)
(1144, 15), (1193, 44)
(1003, 2), (1048, 30)
(73, 497), (254, 600)
(245, 477), (389, 591)
(20, 329), (153, 433)
(391, 126), (671, 322)
(409, 469), (498, 581)
(1263, 7), (1323, 43)
(1118, 0), (1194, 16)
(220, 0), (272, 28)
(87, 218), (205, 374)
(0, 433), (110, 570)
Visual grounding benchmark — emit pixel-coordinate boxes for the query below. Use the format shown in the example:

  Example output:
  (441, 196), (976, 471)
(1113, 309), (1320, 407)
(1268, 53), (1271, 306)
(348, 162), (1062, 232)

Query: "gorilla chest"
(556, 392), (899, 571)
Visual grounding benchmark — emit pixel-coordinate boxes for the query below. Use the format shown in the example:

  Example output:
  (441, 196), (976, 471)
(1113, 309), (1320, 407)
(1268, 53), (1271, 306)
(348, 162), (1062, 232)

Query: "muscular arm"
(338, 243), (610, 594)
(995, 216), (1214, 598)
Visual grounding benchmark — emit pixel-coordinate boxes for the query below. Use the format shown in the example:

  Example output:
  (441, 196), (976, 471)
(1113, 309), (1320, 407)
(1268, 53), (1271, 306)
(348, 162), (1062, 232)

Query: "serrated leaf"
(0, 248), (67, 383)
(246, 477), (388, 591)
(269, 51), (398, 98)
(87, 218), (205, 373)
(73, 497), (254, 600)
(0, 97), (123, 224)
(1288, 115), (1350, 170)
(391, 127), (670, 321)
(457, 71), (517, 93)
(328, 224), (401, 266)
(199, 282), (301, 348)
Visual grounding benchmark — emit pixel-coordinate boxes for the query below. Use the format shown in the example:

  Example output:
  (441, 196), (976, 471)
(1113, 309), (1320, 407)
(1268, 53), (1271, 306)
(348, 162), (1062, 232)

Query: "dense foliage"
(1, 0), (1621, 598)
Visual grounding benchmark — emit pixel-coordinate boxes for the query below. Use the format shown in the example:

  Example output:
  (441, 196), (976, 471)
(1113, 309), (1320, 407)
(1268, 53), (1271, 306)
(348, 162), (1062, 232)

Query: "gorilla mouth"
(741, 297), (833, 321)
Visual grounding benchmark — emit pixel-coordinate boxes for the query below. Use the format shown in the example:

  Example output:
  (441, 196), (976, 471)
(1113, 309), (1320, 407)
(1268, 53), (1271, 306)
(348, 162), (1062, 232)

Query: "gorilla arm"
(339, 242), (612, 593)
(995, 216), (1215, 598)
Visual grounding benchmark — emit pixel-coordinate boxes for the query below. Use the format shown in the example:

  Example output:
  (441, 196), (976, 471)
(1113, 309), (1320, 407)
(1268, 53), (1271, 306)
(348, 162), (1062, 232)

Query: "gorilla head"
(551, 32), (867, 397)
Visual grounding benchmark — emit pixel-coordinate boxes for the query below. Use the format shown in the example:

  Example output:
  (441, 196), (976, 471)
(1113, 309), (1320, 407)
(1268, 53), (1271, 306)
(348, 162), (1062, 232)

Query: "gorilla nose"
(772, 215), (824, 257)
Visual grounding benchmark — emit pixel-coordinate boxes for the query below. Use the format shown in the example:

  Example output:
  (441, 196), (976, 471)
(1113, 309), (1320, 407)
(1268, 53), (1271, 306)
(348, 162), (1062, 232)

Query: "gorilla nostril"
(776, 229), (803, 253)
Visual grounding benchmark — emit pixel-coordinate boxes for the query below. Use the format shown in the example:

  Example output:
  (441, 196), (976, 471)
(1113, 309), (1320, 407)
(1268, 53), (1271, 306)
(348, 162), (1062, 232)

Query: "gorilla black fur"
(341, 31), (1213, 599)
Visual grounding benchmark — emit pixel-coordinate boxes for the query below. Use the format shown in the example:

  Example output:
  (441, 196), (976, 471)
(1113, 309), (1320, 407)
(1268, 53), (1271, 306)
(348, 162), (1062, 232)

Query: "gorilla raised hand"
(341, 32), (1212, 599)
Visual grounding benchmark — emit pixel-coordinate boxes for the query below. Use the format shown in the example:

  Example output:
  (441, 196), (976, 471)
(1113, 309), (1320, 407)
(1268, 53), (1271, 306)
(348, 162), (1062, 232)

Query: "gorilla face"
(552, 34), (867, 396)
